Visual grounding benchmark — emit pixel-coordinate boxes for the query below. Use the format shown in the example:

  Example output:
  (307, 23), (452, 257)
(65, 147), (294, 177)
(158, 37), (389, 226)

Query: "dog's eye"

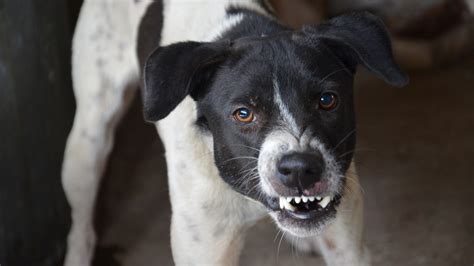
(233, 108), (255, 123)
(319, 92), (338, 111)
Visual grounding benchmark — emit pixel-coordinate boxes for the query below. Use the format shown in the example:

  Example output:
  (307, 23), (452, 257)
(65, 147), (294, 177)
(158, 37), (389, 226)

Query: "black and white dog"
(62, 0), (407, 265)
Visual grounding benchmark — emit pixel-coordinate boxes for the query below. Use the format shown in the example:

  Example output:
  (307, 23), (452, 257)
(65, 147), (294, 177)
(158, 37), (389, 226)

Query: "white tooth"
(302, 196), (308, 203)
(283, 200), (296, 211)
(294, 197), (301, 204)
(319, 196), (331, 208)
(308, 196), (315, 202)
(279, 198), (285, 209)
(286, 197), (292, 203)
(316, 196), (322, 201)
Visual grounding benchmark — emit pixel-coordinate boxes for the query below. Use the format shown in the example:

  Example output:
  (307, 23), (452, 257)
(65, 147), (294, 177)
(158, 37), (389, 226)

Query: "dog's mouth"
(277, 195), (341, 219)
(265, 194), (342, 236)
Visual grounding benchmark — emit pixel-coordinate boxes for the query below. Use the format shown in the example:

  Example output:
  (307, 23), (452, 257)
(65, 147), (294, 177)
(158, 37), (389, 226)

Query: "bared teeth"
(279, 197), (296, 211)
(318, 196), (331, 208)
(279, 198), (284, 209)
(284, 200), (295, 211)
(279, 195), (333, 212)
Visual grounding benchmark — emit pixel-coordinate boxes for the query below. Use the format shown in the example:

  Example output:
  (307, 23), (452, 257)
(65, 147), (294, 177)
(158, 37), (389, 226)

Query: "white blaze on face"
(257, 79), (343, 198)
(272, 77), (301, 136)
(258, 130), (299, 197)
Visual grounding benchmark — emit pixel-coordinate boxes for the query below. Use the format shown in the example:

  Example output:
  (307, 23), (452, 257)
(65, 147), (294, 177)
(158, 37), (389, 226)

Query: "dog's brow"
(319, 80), (339, 90)
(272, 77), (300, 136)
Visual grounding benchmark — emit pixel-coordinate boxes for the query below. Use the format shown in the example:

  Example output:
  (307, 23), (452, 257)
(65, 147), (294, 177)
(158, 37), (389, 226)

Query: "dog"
(62, 0), (408, 265)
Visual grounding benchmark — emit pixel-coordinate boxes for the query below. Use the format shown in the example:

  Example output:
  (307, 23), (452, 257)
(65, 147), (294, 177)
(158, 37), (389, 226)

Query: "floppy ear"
(302, 12), (408, 87)
(143, 41), (231, 121)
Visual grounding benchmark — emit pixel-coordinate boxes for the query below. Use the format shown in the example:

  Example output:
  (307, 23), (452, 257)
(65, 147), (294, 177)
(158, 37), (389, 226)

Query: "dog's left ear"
(143, 41), (231, 121)
(301, 12), (408, 87)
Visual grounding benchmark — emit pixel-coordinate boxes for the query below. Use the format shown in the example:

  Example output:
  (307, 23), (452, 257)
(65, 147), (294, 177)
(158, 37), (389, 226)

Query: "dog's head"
(143, 12), (408, 237)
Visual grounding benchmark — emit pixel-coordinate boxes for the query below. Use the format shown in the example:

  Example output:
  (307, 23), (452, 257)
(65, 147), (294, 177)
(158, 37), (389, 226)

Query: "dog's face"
(196, 43), (356, 235)
(144, 12), (407, 237)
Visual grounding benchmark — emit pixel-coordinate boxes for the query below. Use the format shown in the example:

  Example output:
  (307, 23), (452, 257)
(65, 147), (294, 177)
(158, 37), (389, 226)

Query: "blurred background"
(0, 0), (473, 265)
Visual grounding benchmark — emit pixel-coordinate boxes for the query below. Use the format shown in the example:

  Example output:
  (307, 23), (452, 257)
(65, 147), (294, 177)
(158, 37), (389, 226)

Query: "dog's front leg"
(62, 1), (142, 264)
(168, 176), (264, 266)
(163, 152), (264, 265)
(170, 208), (245, 266)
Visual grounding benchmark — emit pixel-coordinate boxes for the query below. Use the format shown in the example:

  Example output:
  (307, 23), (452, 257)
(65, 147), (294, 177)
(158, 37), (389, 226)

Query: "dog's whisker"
(243, 178), (259, 189)
(236, 168), (258, 180)
(277, 231), (286, 261)
(338, 147), (375, 159)
(333, 128), (356, 151)
(237, 164), (259, 176)
(295, 238), (303, 261)
(228, 143), (261, 152)
(222, 156), (259, 164)
(238, 168), (259, 181)
(289, 234), (296, 262)
(247, 184), (260, 195)
(292, 235), (302, 263)
(247, 181), (262, 196)
(344, 176), (365, 195)
(338, 150), (355, 159)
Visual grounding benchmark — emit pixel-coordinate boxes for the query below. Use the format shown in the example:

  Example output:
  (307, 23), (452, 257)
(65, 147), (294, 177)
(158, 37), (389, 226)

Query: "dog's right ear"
(143, 41), (231, 121)
(300, 12), (408, 87)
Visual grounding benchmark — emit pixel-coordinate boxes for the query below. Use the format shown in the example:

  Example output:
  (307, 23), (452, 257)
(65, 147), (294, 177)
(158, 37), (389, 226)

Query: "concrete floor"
(92, 57), (474, 266)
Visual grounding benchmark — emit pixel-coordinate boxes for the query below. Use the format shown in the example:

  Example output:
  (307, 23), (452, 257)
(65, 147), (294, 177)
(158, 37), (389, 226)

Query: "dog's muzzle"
(272, 151), (340, 219)
(257, 130), (344, 236)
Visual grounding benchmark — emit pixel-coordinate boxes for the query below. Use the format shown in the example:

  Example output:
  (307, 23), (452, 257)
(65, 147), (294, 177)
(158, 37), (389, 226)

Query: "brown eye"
(319, 92), (338, 110)
(233, 107), (255, 123)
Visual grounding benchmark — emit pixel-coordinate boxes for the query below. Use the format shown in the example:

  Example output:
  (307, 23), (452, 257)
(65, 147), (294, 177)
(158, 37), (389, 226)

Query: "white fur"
(206, 13), (245, 42)
(62, 1), (152, 265)
(160, 0), (268, 45)
(257, 128), (343, 199)
(273, 77), (300, 135)
(63, 0), (370, 265)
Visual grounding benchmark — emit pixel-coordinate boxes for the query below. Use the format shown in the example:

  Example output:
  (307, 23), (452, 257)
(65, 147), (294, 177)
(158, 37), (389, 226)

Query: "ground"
(92, 56), (474, 266)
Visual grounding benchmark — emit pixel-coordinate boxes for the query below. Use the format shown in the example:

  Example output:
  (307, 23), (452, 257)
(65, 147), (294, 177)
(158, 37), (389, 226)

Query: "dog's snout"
(277, 152), (325, 190)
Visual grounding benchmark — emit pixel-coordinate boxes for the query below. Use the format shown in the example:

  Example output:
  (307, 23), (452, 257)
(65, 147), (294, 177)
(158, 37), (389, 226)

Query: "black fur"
(299, 12), (408, 87)
(142, 9), (408, 205)
(143, 41), (232, 120)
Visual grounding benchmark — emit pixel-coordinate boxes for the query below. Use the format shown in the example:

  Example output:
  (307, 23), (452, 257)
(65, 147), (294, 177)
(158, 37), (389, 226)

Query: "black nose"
(277, 152), (325, 190)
